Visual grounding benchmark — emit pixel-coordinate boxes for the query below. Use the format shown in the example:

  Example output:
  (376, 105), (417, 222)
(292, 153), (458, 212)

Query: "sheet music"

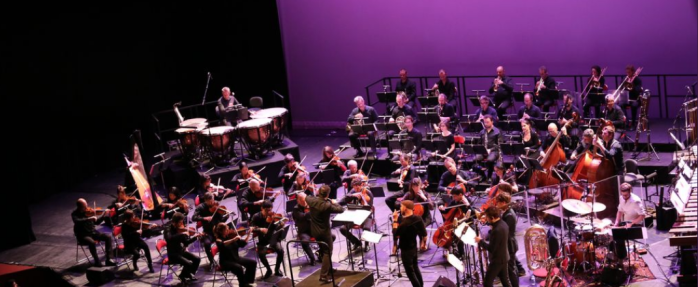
(361, 231), (383, 244)
(332, 209), (371, 225)
(447, 254), (465, 273)
(459, 225), (478, 247)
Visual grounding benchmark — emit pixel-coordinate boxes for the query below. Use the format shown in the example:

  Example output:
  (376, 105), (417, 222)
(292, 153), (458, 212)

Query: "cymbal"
(561, 199), (592, 214)
(528, 187), (553, 195)
(588, 202), (606, 212)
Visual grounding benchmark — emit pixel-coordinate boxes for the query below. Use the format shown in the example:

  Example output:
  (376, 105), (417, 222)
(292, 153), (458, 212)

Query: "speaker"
(86, 266), (115, 285)
(274, 277), (293, 287)
(600, 267), (627, 286)
(432, 276), (457, 287)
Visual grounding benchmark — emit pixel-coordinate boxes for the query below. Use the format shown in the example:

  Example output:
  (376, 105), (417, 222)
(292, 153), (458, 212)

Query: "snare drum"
(250, 108), (288, 144)
(574, 224), (594, 241)
(237, 118), (272, 158)
(175, 127), (200, 159)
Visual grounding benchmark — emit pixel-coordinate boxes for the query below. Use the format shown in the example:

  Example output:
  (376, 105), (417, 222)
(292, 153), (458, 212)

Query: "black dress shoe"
(263, 269), (272, 279)
(319, 276), (332, 283)
(274, 270), (284, 277)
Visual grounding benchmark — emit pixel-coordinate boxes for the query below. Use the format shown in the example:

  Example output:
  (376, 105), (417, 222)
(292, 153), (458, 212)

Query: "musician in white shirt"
(614, 183), (645, 228)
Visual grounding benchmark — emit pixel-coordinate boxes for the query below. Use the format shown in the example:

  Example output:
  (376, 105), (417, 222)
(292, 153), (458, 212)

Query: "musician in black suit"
(475, 96), (499, 123)
(250, 200), (286, 279)
(436, 94), (458, 130)
(593, 125), (625, 176)
(395, 69), (417, 107)
(489, 66), (514, 119)
(476, 115), (501, 179)
(213, 223), (256, 287)
(339, 178), (374, 251)
(602, 94), (627, 139)
(540, 123), (571, 157)
(438, 157), (473, 194)
(622, 65), (643, 130)
(432, 69), (458, 106)
(388, 93), (418, 142)
(347, 96), (379, 157)
(72, 198), (115, 267)
(386, 153), (416, 212)
(291, 193), (316, 266)
(165, 212), (202, 282)
(304, 186), (345, 283)
(496, 192), (525, 283)
(475, 206), (512, 287)
(279, 154), (301, 194)
(583, 65), (607, 118)
(534, 66), (558, 112)
(192, 192), (229, 269)
(517, 93), (542, 121)
(121, 209), (154, 273)
(394, 200), (428, 287)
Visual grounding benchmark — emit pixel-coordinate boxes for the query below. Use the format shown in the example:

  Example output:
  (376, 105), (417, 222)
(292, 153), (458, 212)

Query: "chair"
(76, 239), (105, 265)
(624, 159), (644, 185)
(210, 244), (234, 287)
(249, 96), (263, 113)
(112, 225), (143, 269)
(156, 239), (185, 286)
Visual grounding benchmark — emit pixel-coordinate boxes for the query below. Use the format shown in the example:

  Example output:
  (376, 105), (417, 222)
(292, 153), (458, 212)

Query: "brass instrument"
(395, 115), (405, 130)
(535, 77), (544, 96)
(542, 258), (564, 287)
(524, 224), (549, 271)
(173, 102), (184, 124)
(581, 67), (607, 101)
(346, 113), (365, 132)
(494, 77), (501, 91)
(612, 66), (643, 102)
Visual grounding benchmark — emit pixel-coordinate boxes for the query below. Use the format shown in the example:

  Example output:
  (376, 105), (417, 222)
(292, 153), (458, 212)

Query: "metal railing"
(365, 73), (697, 119)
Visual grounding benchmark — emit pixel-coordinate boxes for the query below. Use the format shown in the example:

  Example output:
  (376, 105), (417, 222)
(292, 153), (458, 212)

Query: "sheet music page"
(447, 254), (465, 273)
(332, 209), (371, 225)
(361, 231), (383, 244)
(460, 225), (478, 247)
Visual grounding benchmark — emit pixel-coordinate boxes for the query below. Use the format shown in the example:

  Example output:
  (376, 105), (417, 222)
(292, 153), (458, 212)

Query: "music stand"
(377, 91), (397, 111)
(468, 97), (481, 106)
(332, 208), (372, 271)
(417, 96), (438, 107)
(519, 156), (544, 172)
(612, 227), (646, 277)
(360, 231), (385, 280)
(460, 121), (484, 133)
(500, 142), (524, 156)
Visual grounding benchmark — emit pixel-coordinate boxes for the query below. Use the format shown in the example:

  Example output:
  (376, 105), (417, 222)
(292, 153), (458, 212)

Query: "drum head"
(250, 108), (288, 119)
(238, 118), (272, 128)
(175, 128), (197, 134)
(202, 126), (236, 135)
(201, 126), (236, 152)
(238, 118), (271, 145)
(181, 118), (208, 128)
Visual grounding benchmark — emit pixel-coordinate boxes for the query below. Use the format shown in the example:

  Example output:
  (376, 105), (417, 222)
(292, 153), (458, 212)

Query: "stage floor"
(0, 128), (686, 287)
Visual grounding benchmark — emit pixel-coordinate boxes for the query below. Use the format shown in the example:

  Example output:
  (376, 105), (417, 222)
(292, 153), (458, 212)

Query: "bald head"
(496, 66), (505, 77)
(548, 123), (558, 135)
(297, 192), (307, 205)
(76, 198), (87, 210)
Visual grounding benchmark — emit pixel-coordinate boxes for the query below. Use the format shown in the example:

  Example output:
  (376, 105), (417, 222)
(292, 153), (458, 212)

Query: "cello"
(432, 203), (469, 247)
(528, 113), (577, 188)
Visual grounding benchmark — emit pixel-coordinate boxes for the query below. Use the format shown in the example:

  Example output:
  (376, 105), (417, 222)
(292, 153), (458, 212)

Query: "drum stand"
(632, 127), (660, 162)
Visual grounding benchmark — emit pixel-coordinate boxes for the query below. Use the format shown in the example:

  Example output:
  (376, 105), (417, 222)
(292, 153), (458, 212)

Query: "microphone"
(208, 72), (213, 79)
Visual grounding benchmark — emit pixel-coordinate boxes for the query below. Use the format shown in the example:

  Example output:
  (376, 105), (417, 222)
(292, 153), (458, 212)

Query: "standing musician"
(477, 115), (502, 179)
(199, 174), (234, 201)
(320, 146), (347, 184)
(291, 192), (316, 266)
(394, 200), (428, 287)
(593, 125), (625, 176)
(239, 179), (278, 218)
(540, 123), (571, 158)
(474, 95), (499, 123)
(496, 192), (526, 281)
(432, 69), (458, 106)
(304, 187), (344, 283)
(489, 66), (514, 119)
(347, 96), (379, 157)
(121, 209), (155, 273)
(520, 119), (541, 156)
(192, 192), (230, 269)
(584, 66), (607, 118)
(213, 222), (256, 287)
(216, 87), (242, 126)
(291, 170), (315, 197)
(72, 198), (115, 267)
(108, 185), (141, 225)
(534, 66), (558, 112)
(399, 178), (434, 229)
(602, 94), (627, 138)
(517, 93), (542, 121)
(339, 178), (374, 251)
(622, 65), (643, 130)
(386, 153), (416, 212)
(432, 121), (456, 161)
(475, 206), (512, 287)
(165, 212), (202, 282)
(232, 162), (261, 191)
(395, 69), (417, 107)
(438, 157), (473, 194)
(279, 154), (303, 194)
(250, 200), (287, 279)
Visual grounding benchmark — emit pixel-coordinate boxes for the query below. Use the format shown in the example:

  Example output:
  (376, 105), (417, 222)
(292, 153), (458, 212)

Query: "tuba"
(524, 224), (549, 271)
(542, 258), (564, 287)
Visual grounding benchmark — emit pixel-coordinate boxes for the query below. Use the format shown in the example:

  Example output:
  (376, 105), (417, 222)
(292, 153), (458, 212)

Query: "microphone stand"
(201, 72), (212, 105)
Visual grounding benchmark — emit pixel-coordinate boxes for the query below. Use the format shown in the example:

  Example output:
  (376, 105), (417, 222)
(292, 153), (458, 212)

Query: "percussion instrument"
(573, 224), (594, 241)
(250, 108), (288, 145)
(237, 118), (272, 159)
(200, 126), (237, 165)
(180, 118), (208, 129)
(175, 127), (201, 159)
(564, 241), (594, 266)
(561, 199), (605, 215)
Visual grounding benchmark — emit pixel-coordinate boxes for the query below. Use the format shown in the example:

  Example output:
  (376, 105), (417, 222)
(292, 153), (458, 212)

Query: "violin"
(265, 212), (288, 225)
(178, 226), (200, 236)
(242, 169), (263, 182)
(128, 217), (157, 230)
(398, 165), (410, 188)
(85, 207), (107, 217)
(209, 202), (234, 216)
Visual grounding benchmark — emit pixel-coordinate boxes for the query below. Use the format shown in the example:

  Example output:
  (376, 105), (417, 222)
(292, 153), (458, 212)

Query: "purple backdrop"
(277, 0), (698, 127)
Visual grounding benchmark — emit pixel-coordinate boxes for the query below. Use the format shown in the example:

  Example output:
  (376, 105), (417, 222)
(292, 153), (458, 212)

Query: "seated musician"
(347, 96), (379, 157)
(398, 178), (434, 228)
(213, 223), (256, 287)
(540, 123), (571, 158)
(520, 119), (541, 156)
(431, 121), (456, 161)
(557, 93), (580, 129)
(165, 212), (202, 282)
(432, 69), (458, 107)
(216, 87), (242, 126)
(622, 65), (643, 130)
(394, 116), (422, 160)
(564, 128), (595, 172)
(438, 157), (473, 194)
(583, 65), (607, 118)
(198, 174), (233, 201)
(437, 185), (473, 257)
(291, 192), (316, 266)
(108, 185), (141, 226)
(489, 66), (514, 119)
(251, 200), (287, 279)
(517, 93), (542, 121)
(341, 160), (364, 183)
(434, 94), (458, 131)
(492, 163), (518, 192)
(534, 66), (558, 112)
(386, 153), (416, 212)
(339, 178), (375, 252)
(160, 187), (188, 220)
(192, 192), (230, 270)
(475, 95), (499, 123)
(239, 179), (277, 218)
(291, 170), (315, 197)
(121, 209), (155, 273)
(593, 125), (625, 176)
(477, 115), (502, 179)
(279, 153), (302, 194)
(395, 69), (417, 108)
(603, 94), (627, 139)
(319, 145), (347, 185)
(232, 161), (260, 191)
(613, 183), (645, 260)
(72, 198), (115, 267)
(390, 92), (418, 127)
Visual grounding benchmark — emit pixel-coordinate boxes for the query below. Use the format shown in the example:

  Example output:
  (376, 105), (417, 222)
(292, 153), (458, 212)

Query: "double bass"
(529, 113), (577, 188)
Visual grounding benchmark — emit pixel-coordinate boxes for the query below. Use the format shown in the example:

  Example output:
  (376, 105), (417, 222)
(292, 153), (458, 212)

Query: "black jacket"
(478, 219), (510, 264)
(72, 209), (105, 238)
(292, 204), (311, 235)
(305, 195), (344, 238)
(165, 227), (197, 257)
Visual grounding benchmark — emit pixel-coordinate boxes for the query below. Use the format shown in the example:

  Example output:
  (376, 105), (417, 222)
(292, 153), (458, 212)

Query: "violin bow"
(289, 155), (308, 179)
(140, 208), (145, 231)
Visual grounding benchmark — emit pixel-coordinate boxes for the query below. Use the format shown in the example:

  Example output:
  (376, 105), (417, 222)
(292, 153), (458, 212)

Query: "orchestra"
(58, 63), (694, 287)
